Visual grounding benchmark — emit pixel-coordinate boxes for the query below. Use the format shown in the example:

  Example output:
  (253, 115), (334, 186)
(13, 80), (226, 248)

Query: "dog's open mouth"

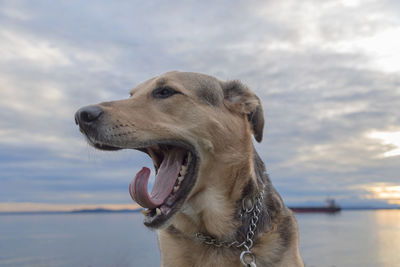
(92, 141), (198, 228)
(129, 144), (196, 227)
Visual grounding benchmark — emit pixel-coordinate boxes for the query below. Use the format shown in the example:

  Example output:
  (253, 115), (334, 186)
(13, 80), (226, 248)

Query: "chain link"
(194, 189), (265, 267)
(194, 233), (246, 248)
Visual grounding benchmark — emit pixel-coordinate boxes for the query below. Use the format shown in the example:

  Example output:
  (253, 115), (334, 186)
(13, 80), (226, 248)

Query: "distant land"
(71, 208), (140, 214)
(0, 206), (399, 215)
(0, 208), (140, 215)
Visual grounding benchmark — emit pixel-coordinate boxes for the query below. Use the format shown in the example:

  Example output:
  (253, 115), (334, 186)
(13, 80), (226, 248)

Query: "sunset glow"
(363, 183), (400, 205)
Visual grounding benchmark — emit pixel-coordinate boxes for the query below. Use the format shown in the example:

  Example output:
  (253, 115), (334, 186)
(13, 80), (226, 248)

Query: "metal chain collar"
(194, 189), (265, 267)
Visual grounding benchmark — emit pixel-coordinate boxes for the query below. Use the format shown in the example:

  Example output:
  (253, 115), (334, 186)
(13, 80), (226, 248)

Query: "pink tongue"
(129, 150), (184, 209)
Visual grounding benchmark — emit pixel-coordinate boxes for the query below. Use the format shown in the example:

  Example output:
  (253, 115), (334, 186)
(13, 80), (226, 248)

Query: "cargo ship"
(289, 198), (341, 213)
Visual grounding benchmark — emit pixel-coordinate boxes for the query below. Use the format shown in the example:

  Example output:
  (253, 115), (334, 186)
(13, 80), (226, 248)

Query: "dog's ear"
(222, 80), (264, 142)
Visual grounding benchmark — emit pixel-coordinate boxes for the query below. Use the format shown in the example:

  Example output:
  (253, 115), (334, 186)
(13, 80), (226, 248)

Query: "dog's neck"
(159, 145), (297, 267)
(167, 183), (266, 249)
(167, 146), (281, 246)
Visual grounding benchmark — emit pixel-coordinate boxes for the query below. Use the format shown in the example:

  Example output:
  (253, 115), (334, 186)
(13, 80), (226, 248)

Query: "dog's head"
(75, 71), (264, 228)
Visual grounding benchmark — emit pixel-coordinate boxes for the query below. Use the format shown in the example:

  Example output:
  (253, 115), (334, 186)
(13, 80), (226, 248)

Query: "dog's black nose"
(75, 105), (104, 126)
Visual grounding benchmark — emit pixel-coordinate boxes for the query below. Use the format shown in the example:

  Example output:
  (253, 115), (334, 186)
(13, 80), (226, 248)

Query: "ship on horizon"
(289, 198), (341, 213)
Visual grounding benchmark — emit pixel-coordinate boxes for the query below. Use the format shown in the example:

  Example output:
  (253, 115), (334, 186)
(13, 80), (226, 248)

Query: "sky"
(0, 0), (399, 211)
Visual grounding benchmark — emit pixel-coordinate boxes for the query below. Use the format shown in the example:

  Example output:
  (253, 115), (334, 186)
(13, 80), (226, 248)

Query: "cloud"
(0, 28), (71, 68)
(367, 130), (400, 157)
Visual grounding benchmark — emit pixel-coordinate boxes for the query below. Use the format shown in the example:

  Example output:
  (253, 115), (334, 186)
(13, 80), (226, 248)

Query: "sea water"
(0, 210), (399, 267)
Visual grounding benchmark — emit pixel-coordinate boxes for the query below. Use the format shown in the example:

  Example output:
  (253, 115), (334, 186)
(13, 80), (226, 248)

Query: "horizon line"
(1, 204), (400, 214)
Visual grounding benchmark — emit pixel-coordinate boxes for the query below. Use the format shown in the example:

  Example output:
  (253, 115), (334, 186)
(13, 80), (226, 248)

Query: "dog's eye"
(152, 87), (180, 99)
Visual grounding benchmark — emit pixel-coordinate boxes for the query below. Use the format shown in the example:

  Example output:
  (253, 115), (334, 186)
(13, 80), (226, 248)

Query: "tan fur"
(76, 71), (304, 266)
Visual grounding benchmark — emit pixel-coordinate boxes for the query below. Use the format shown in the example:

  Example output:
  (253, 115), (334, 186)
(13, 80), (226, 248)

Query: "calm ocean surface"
(0, 210), (399, 267)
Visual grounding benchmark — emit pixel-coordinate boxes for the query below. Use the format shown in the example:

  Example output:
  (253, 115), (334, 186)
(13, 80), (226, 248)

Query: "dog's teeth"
(173, 186), (179, 193)
(156, 208), (162, 216)
(165, 196), (175, 206)
(178, 176), (184, 183)
(179, 166), (187, 176)
(140, 209), (151, 215)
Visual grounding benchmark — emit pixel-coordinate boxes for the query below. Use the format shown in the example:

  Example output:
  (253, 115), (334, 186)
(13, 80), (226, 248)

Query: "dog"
(75, 71), (304, 267)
